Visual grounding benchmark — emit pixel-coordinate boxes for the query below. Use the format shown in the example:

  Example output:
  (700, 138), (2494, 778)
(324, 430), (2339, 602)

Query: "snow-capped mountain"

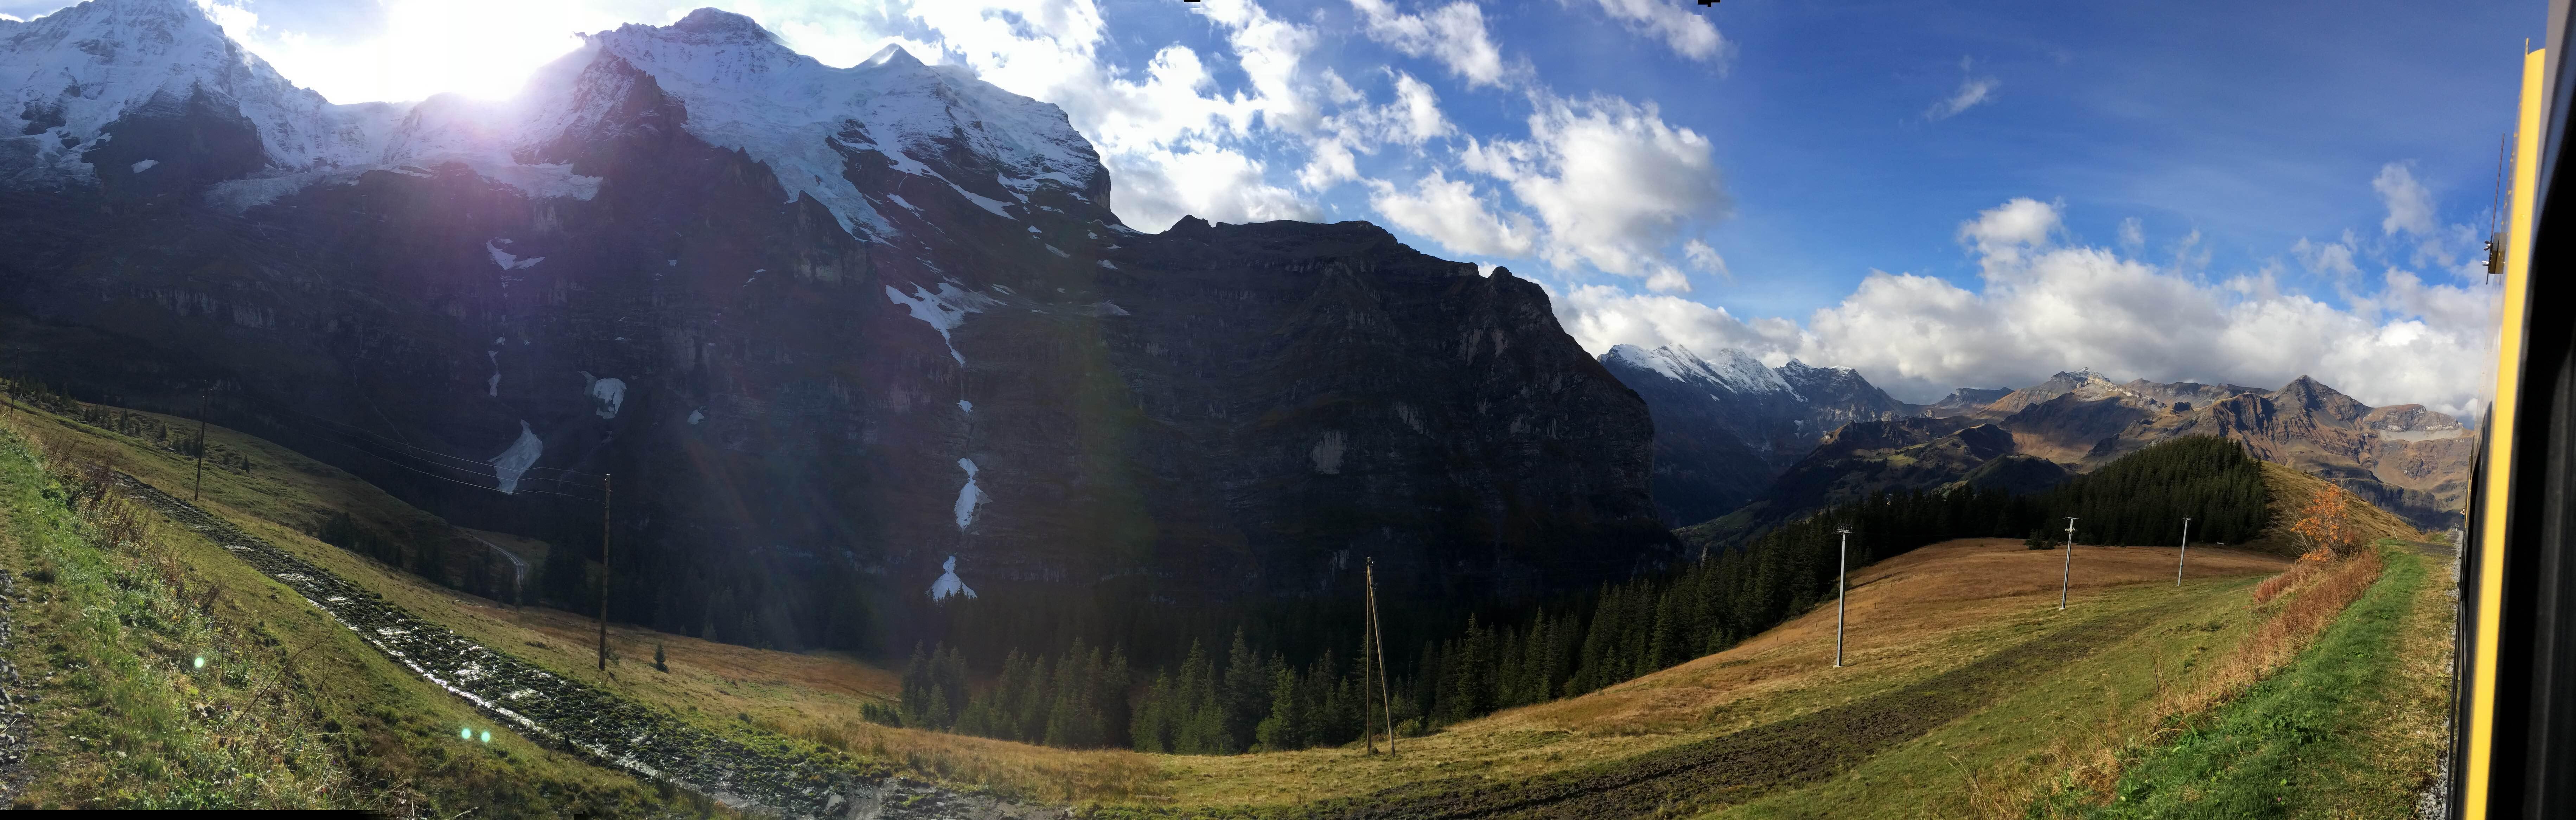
(1, 0), (395, 185)
(0, 0), (1671, 651)
(1600, 344), (1917, 525)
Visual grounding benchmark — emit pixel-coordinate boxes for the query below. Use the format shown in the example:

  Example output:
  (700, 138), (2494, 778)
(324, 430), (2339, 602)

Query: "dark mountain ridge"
(0, 0), (1672, 658)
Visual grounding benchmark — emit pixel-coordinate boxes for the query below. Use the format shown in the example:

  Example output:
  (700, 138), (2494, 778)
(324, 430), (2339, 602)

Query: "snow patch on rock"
(927, 555), (976, 601)
(957, 399), (973, 414)
(582, 373), (626, 419)
(486, 351), (500, 397)
(1311, 432), (1346, 475)
(687, 408), (704, 425)
(884, 282), (998, 364)
(487, 421), (543, 494)
(486, 239), (544, 270)
(129, 159), (158, 172)
(952, 458), (985, 530)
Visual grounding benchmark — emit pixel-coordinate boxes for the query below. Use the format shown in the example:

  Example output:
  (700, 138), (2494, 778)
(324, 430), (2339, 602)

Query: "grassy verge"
(2, 395), (1159, 805)
(2047, 543), (2430, 817)
(0, 412), (695, 815)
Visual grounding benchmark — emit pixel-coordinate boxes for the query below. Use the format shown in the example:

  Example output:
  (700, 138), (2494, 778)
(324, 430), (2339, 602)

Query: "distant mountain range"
(1601, 346), (2471, 543)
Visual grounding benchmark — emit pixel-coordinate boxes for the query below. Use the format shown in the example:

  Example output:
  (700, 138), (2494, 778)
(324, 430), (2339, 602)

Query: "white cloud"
(1462, 92), (1727, 286)
(2291, 232), (2360, 277)
(1366, 170), (1536, 257)
(1683, 239), (1728, 278)
(1957, 197), (2058, 260)
(2374, 161), (2436, 236)
(1557, 198), (2499, 417)
(1116, 140), (1320, 229)
(1585, 0), (1729, 63)
(1925, 57), (1997, 121)
(2117, 217), (2144, 252)
(1296, 70), (1452, 190)
(902, 0), (1323, 229)
(1350, 0), (1512, 89)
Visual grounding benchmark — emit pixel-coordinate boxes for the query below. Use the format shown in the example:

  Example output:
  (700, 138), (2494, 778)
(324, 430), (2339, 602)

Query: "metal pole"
(191, 388), (210, 501)
(598, 473), (612, 672)
(2178, 518), (2192, 586)
(1366, 558), (1395, 756)
(2061, 517), (2077, 610)
(1835, 527), (1850, 668)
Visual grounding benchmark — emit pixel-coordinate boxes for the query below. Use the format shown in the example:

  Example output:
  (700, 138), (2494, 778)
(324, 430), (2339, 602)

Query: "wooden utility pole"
(2060, 517), (2078, 610)
(598, 473), (612, 672)
(1365, 557), (1395, 756)
(1360, 585), (1378, 755)
(2177, 518), (2193, 587)
(191, 388), (210, 501)
(1834, 527), (1851, 668)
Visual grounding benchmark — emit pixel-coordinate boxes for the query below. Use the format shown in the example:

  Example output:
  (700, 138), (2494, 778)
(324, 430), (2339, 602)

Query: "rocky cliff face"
(1889, 370), (2465, 530)
(0, 1), (1670, 652)
(1598, 344), (1915, 525)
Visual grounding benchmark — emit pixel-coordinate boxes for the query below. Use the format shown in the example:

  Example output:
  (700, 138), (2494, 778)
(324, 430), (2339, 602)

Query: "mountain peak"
(863, 44), (925, 69)
(1602, 345), (1795, 395)
(670, 7), (774, 41)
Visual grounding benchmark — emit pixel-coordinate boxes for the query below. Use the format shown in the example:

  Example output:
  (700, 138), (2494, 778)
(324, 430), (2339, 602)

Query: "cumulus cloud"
(2291, 231), (2361, 277)
(2374, 161), (2436, 236)
(1462, 92), (1728, 286)
(1556, 198), (2499, 416)
(1366, 170), (1537, 257)
(1683, 239), (1728, 279)
(1584, 0), (1729, 63)
(1296, 70), (1452, 190)
(1350, 0), (1513, 88)
(1925, 57), (1998, 121)
(1957, 197), (2058, 260)
(903, 0), (1322, 229)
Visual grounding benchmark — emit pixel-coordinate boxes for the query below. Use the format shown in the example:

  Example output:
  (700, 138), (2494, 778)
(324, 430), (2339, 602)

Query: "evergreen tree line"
(885, 640), (1136, 749)
(2019, 435), (2269, 546)
(891, 437), (2274, 755)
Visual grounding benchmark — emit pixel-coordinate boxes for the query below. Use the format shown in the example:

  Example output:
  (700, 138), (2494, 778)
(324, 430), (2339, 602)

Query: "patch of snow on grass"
(1044, 244), (1070, 258)
(129, 159), (157, 173)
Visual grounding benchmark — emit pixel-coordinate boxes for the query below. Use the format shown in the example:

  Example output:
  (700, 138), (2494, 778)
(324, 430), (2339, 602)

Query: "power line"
(244, 399), (600, 483)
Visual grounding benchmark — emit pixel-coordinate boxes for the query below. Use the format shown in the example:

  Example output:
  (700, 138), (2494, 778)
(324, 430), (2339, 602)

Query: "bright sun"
(369, 0), (616, 101)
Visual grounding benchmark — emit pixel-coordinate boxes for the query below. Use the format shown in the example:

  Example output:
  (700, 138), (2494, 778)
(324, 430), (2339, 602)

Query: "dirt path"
(1309, 608), (2157, 819)
(117, 473), (1048, 820)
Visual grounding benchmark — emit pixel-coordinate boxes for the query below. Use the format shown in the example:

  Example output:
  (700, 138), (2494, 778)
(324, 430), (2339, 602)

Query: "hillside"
(0, 0), (1672, 667)
(0, 393), (1159, 810)
(1109, 538), (2294, 816)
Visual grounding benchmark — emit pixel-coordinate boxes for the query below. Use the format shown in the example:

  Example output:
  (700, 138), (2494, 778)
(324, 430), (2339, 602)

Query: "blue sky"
(0, 0), (2537, 412)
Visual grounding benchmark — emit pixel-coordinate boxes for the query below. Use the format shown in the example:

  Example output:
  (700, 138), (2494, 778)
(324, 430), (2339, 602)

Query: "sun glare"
(369, 0), (611, 101)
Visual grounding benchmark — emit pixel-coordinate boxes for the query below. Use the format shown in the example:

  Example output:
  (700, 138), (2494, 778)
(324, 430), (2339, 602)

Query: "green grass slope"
(2065, 542), (2451, 818)
(0, 414), (694, 813)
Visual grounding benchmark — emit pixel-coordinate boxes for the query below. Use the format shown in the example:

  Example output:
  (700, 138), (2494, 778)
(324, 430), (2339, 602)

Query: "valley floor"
(0, 392), (2457, 818)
